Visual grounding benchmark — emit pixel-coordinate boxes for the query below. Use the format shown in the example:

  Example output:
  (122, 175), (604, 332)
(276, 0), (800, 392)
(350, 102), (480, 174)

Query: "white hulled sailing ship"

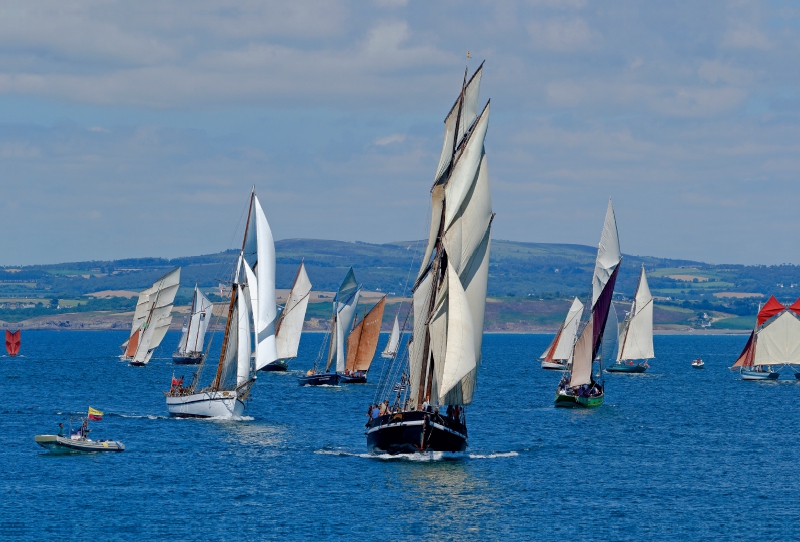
(381, 315), (400, 359)
(297, 268), (361, 386)
(607, 266), (654, 373)
(340, 296), (386, 383)
(367, 62), (492, 454)
(261, 261), (312, 372)
(120, 268), (181, 366)
(173, 286), (214, 365)
(165, 189), (278, 418)
(540, 297), (584, 370)
(554, 199), (622, 408)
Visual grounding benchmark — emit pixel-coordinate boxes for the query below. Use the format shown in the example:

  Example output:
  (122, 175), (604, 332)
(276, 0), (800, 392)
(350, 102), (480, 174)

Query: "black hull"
(172, 354), (203, 365)
(339, 373), (367, 384)
(260, 360), (289, 372)
(297, 373), (340, 386)
(365, 411), (467, 454)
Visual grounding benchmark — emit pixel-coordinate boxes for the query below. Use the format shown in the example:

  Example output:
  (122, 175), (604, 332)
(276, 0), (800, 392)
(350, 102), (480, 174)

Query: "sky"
(1, 0), (800, 266)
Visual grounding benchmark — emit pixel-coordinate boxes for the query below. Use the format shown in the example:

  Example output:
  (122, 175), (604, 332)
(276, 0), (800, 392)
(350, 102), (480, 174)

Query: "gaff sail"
(275, 261), (312, 360)
(617, 266), (654, 362)
(346, 296), (387, 373)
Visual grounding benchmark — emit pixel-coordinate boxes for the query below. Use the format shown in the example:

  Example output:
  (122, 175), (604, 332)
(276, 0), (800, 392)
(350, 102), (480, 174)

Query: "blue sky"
(1, 0), (799, 265)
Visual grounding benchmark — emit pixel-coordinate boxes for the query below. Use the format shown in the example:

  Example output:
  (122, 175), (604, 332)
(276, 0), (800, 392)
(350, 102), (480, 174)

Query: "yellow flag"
(88, 407), (104, 419)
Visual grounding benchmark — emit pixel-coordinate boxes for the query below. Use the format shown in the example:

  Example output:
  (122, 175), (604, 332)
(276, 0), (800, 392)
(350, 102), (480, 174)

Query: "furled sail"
(541, 297), (584, 361)
(346, 297), (386, 372)
(753, 311), (800, 366)
(382, 315), (400, 358)
(275, 262), (312, 360)
(617, 266), (654, 361)
(592, 199), (622, 308)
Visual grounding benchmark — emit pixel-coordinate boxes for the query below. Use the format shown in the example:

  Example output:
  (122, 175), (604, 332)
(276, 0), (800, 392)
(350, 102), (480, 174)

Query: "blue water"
(2, 331), (798, 540)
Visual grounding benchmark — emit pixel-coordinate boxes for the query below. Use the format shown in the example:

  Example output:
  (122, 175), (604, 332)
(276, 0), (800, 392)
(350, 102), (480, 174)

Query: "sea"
(2, 331), (798, 541)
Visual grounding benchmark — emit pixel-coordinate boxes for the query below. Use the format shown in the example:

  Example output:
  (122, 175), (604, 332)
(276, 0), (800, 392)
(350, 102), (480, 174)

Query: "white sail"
(543, 297), (584, 361)
(569, 315), (594, 388)
(334, 289), (361, 373)
(754, 311), (800, 366)
(591, 199), (622, 308)
(276, 262), (312, 360)
(382, 315), (400, 357)
(237, 284), (253, 386)
(618, 267), (654, 361)
(436, 263), (477, 403)
(409, 270), (434, 407)
(602, 301), (619, 365)
(251, 196), (278, 371)
(184, 289), (213, 354)
(242, 258), (260, 357)
(444, 104), (490, 232)
(129, 267), (181, 363)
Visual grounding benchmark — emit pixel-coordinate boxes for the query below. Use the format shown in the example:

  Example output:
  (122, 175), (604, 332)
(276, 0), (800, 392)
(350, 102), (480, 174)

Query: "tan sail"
(125, 329), (141, 358)
(346, 297), (386, 372)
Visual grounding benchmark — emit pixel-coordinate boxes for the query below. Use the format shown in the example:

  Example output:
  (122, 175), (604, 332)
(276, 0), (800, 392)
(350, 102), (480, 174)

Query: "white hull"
(541, 361), (567, 371)
(166, 390), (245, 418)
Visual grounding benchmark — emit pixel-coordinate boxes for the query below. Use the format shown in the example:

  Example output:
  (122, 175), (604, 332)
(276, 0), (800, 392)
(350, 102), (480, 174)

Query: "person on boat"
(57, 423), (64, 437)
(371, 405), (381, 419)
(422, 400), (430, 412)
(80, 419), (89, 439)
(306, 369), (314, 376)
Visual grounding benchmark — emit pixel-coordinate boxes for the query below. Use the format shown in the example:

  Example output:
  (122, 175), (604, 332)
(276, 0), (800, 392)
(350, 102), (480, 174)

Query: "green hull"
(554, 393), (604, 408)
(606, 363), (647, 374)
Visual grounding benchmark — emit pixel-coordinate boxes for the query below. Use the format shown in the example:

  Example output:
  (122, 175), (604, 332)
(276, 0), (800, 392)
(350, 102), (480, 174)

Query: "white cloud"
(374, 133), (406, 146)
(527, 18), (598, 51)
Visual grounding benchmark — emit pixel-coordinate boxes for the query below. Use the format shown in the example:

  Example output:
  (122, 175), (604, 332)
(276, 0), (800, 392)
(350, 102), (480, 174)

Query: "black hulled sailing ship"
(367, 62), (492, 454)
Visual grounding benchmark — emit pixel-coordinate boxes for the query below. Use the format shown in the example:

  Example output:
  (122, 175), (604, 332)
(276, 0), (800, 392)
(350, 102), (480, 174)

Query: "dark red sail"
(5, 330), (20, 356)
(757, 295), (784, 327)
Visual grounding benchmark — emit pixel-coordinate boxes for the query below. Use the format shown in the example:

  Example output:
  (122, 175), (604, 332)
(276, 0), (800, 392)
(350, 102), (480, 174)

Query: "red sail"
(789, 297), (800, 317)
(730, 330), (754, 368)
(757, 296), (785, 327)
(5, 330), (20, 356)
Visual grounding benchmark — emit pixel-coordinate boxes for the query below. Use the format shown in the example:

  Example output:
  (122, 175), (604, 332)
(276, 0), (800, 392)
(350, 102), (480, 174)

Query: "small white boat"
(691, 358), (704, 369)
(35, 434), (124, 454)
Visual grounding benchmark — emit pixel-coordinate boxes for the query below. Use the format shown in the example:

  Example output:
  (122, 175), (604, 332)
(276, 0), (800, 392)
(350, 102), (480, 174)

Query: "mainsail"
(382, 315), (400, 358)
(122, 267), (181, 364)
(177, 286), (213, 356)
(541, 297), (584, 362)
(409, 62), (492, 409)
(617, 266), (654, 362)
(275, 262), (312, 360)
(325, 268), (362, 373)
(346, 297), (387, 372)
(753, 311), (800, 366)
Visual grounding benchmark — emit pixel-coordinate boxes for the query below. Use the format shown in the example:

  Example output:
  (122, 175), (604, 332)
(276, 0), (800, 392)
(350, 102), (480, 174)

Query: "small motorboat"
(35, 435), (124, 454)
(691, 358), (704, 369)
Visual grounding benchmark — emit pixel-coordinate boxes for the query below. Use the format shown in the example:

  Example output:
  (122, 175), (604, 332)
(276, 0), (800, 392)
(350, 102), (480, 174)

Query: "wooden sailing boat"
(367, 62), (492, 454)
(172, 286), (214, 365)
(340, 296), (386, 383)
(297, 267), (361, 386)
(381, 315), (400, 359)
(165, 189), (278, 418)
(607, 266), (654, 373)
(540, 298), (584, 370)
(5, 329), (20, 357)
(261, 261), (312, 372)
(120, 268), (181, 366)
(554, 199), (622, 408)
(731, 295), (800, 380)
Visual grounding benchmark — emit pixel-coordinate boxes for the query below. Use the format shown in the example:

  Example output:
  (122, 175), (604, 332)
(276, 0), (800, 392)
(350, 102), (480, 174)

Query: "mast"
(181, 286), (198, 354)
(213, 189), (254, 389)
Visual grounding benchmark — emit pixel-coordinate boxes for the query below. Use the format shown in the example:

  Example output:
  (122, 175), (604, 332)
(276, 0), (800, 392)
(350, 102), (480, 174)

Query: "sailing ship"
(165, 189), (278, 418)
(120, 268), (181, 366)
(340, 296), (386, 383)
(730, 295), (800, 380)
(381, 315), (400, 359)
(261, 261), (312, 372)
(554, 199), (622, 408)
(297, 268), (361, 386)
(366, 62), (492, 454)
(172, 286), (214, 365)
(540, 298), (584, 370)
(5, 329), (20, 357)
(607, 265), (654, 373)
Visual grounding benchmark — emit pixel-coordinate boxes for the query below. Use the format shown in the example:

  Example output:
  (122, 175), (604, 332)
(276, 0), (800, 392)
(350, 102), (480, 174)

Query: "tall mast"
(183, 286), (198, 354)
(213, 189), (255, 389)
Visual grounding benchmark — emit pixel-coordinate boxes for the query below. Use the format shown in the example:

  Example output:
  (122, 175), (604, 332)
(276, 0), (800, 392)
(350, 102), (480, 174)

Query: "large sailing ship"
(120, 268), (181, 366)
(607, 266), (654, 373)
(165, 189), (278, 418)
(172, 286), (214, 365)
(261, 261), (312, 372)
(554, 200), (621, 408)
(540, 298), (584, 370)
(297, 268), (361, 386)
(731, 296), (800, 380)
(366, 62), (492, 454)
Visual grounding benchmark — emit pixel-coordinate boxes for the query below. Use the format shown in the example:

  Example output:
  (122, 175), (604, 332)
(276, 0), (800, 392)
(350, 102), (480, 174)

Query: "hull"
(606, 363), (647, 373)
(339, 373), (367, 384)
(366, 410), (467, 454)
(172, 352), (204, 365)
(297, 373), (340, 386)
(554, 391), (604, 408)
(260, 360), (289, 372)
(740, 369), (779, 380)
(165, 390), (245, 418)
(541, 361), (567, 371)
(35, 435), (124, 454)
